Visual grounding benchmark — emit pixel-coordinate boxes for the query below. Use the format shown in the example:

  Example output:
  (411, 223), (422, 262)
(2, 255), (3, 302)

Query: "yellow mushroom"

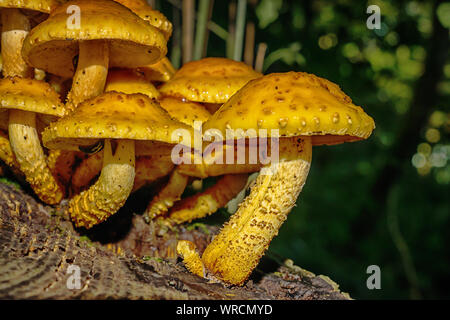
(42, 91), (193, 229)
(21, 0), (167, 111)
(47, 149), (83, 196)
(178, 71), (375, 285)
(113, 0), (172, 41)
(0, 77), (66, 204)
(70, 68), (167, 193)
(145, 58), (262, 221)
(159, 57), (262, 113)
(0, 0), (63, 78)
(137, 57), (177, 83)
(0, 129), (19, 170)
(167, 173), (249, 225)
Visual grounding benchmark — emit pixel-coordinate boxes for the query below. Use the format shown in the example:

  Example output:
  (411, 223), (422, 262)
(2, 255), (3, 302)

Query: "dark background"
(153, 0), (449, 299)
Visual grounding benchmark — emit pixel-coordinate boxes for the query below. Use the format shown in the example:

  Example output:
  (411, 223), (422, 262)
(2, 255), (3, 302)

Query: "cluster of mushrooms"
(0, 0), (375, 286)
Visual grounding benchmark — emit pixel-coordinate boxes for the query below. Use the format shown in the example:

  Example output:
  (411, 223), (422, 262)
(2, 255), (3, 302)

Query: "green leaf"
(436, 3), (450, 28)
(256, 0), (283, 29)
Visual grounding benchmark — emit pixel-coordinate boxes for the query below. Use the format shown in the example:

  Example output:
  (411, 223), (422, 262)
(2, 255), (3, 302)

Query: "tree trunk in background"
(0, 183), (349, 300)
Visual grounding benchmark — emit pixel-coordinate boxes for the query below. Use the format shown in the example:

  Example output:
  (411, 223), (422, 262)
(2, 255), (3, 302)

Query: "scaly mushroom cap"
(0, 0), (64, 12)
(204, 71), (375, 145)
(159, 57), (262, 104)
(105, 68), (160, 98)
(0, 76), (66, 116)
(42, 91), (193, 151)
(113, 0), (172, 40)
(137, 57), (176, 83)
(22, 0), (167, 78)
(159, 96), (211, 127)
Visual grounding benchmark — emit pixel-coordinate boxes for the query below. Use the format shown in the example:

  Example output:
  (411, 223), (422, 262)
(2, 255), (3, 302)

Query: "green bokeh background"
(156, 0), (450, 299)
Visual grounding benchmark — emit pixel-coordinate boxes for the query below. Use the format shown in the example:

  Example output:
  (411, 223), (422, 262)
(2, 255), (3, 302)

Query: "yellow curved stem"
(69, 139), (135, 229)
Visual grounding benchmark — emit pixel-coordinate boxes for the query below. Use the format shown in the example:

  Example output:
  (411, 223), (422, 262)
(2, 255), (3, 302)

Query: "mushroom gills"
(66, 40), (109, 111)
(181, 136), (312, 285)
(69, 139), (135, 228)
(8, 109), (64, 204)
(1, 8), (32, 77)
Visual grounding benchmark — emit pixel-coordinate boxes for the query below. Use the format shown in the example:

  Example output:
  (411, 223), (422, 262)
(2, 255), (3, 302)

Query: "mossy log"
(0, 182), (350, 300)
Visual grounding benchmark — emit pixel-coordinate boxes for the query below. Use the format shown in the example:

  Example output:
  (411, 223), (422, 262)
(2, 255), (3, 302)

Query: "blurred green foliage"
(153, 0), (450, 299)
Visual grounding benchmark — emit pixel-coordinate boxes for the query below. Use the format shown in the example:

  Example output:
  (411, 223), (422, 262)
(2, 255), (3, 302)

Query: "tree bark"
(0, 182), (349, 300)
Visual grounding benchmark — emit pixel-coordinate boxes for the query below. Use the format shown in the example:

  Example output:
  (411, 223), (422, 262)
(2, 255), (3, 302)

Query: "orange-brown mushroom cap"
(0, 77), (67, 204)
(113, 0), (172, 41)
(204, 71), (375, 145)
(137, 57), (176, 83)
(0, 0), (65, 12)
(22, 0), (168, 78)
(42, 91), (194, 228)
(105, 68), (160, 99)
(159, 57), (262, 104)
(184, 72), (375, 286)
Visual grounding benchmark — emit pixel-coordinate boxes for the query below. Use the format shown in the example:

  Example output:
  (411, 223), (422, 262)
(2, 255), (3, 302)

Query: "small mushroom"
(159, 57), (262, 108)
(22, 0), (167, 111)
(137, 57), (177, 83)
(70, 68), (167, 193)
(113, 0), (173, 41)
(178, 71), (375, 285)
(0, 0), (62, 78)
(0, 76), (67, 204)
(145, 57), (262, 220)
(42, 91), (193, 228)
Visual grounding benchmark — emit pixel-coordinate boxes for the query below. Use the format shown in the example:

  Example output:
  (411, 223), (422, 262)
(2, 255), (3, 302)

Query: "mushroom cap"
(42, 91), (193, 151)
(22, 0), (167, 78)
(203, 72), (375, 145)
(0, 0), (64, 12)
(137, 57), (176, 83)
(105, 68), (160, 99)
(0, 77), (66, 117)
(159, 96), (211, 127)
(159, 57), (262, 104)
(113, 0), (172, 40)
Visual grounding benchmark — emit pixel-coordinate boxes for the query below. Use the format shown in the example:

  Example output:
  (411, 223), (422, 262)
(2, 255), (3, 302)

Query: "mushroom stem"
(8, 109), (64, 204)
(144, 168), (189, 222)
(0, 130), (19, 169)
(71, 151), (103, 194)
(66, 40), (109, 112)
(69, 139), (135, 229)
(177, 240), (205, 278)
(164, 173), (249, 225)
(201, 137), (312, 285)
(1, 8), (33, 77)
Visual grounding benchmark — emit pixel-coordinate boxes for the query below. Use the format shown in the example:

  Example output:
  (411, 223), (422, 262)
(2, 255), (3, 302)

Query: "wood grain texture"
(0, 182), (350, 300)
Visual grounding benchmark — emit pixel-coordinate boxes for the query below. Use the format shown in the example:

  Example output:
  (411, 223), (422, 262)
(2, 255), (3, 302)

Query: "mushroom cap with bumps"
(105, 68), (160, 98)
(159, 96), (211, 127)
(42, 91), (193, 151)
(159, 57), (262, 104)
(203, 72), (375, 145)
(0, 0), (64, 12)
(22, 0), (167, 78)
(113, 0), (172, 40)
(0, 77), (66, 117)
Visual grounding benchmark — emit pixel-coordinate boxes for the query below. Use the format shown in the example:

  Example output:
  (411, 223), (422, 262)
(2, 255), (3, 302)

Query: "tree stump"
(0, 182), (350, 299)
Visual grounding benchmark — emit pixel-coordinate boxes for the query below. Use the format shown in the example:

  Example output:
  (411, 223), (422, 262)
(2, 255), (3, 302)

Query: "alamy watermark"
(170, 121), (281, 175)
(366, 265), (381, 290)
(66, 264), (81, 290)
(367, 5), (381, 30)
